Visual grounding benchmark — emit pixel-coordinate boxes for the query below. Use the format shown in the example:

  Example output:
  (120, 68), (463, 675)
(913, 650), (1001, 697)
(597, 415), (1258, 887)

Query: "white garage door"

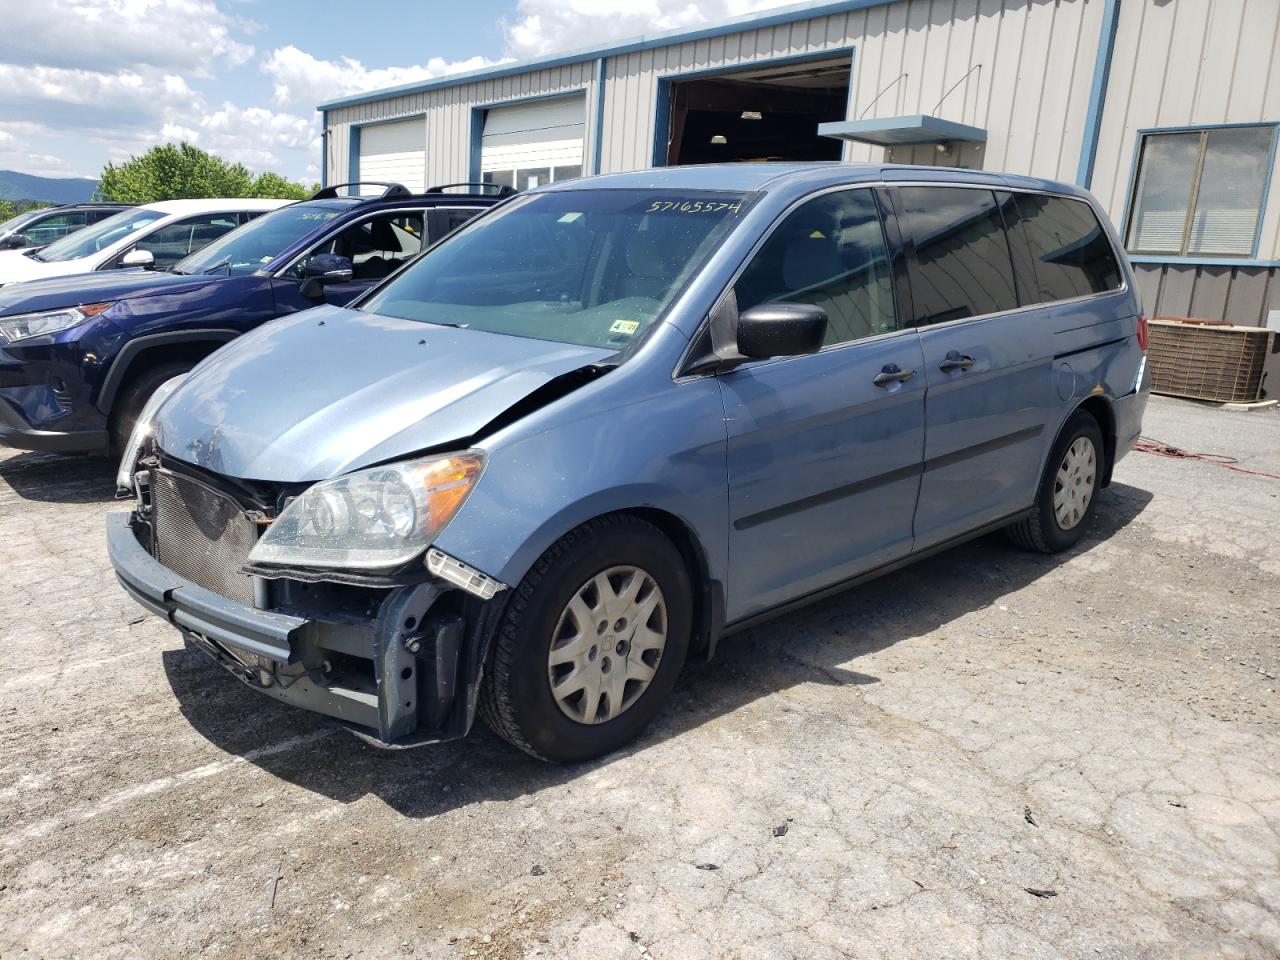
(358, 118), (426, 192)
(481, 95), (586, 191)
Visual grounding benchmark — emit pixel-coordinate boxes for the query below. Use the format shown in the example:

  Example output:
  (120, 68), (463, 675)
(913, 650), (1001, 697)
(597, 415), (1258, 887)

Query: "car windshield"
(174, 203), (343, 276)
(358, 189), (751, 350)
(33, 208), (166, 262)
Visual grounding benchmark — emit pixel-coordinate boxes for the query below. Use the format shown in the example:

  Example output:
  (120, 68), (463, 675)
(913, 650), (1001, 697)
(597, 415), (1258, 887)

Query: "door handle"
(872, 364), (917, 387)
(938, 351), (976, 372)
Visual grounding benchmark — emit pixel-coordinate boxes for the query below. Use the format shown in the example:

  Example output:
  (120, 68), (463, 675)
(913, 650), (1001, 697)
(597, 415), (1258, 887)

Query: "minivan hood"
(0, 269), (218, 316)
(155, 306), (616, 482)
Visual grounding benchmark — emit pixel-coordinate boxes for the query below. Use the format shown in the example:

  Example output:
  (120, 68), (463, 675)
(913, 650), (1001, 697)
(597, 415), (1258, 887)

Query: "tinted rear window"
(1007, 193), (1123, 301)
(895, 186), (1018, 324)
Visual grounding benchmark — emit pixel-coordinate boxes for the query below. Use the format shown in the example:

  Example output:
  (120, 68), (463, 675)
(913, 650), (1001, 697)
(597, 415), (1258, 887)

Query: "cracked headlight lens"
(0, 302), (114, 343)
(248, 451), (486, 571)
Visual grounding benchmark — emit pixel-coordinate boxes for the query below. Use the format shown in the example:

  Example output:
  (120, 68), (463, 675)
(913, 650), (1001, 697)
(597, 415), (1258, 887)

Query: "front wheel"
(479, 515), (692, 763)
(1006, 410), (1105, 553)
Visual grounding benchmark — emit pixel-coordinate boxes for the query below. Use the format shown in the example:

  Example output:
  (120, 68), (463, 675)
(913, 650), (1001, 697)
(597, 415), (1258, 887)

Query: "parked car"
(110, 164), (1151, 763)
(0, 203), (133, 251)
(0, 183), (503, 455)
(0, 197), (290, 288)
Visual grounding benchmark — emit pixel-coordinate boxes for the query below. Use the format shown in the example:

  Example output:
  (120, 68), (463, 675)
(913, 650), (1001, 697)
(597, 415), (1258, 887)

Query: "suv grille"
(151, 470), (258, 605)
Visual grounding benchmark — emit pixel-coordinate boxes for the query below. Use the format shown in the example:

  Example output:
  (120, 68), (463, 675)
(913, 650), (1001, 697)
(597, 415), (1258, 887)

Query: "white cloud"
(0, 127), (83, 177)
(0, 1), (313, 178)
(499, 0), (801, 59)
(0, 63), (196, 132)
(176, 103), (318, 169)
(0, 0), (253, 74)
(263, 45), (506, 109)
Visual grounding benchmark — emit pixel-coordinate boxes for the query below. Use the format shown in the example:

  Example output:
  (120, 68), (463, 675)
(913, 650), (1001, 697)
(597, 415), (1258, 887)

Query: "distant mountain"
(0, 170), (99, 204)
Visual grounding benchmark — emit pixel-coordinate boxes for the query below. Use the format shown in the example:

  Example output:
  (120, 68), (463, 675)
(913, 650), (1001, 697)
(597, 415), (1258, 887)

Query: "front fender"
(432, 366), (729, 595)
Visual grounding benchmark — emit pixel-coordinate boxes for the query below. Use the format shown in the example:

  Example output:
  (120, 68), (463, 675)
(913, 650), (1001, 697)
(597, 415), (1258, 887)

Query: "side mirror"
(300, 254), (354, 299)
(735, 302), (828, 359)
(120, 248), (155, 270)
(1, 235), (27, 249)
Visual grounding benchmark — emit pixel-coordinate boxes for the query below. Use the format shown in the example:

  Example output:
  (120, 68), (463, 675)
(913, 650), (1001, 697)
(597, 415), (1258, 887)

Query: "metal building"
(318, 0), (1280, 330)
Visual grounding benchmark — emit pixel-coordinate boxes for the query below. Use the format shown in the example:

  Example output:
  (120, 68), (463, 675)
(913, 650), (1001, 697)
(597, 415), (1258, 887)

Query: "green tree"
(246, 171), (316, 201)
(0, 198), (50, 223)
(98, 142), (314, 202)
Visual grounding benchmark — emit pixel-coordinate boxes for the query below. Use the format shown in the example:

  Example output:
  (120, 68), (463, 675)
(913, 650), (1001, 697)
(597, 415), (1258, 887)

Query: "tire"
(108, 361), (194, 455)
(478, 514), (692, 763)
(1006, 410), (1105, 554)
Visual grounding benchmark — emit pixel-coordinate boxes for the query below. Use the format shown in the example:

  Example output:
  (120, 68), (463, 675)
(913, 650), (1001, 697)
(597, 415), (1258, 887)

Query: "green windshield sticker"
(645, 200), (743, 214)
(558, 212), (584, 223)
(609, 319), (640, 336)
(301, 212), (340, 221)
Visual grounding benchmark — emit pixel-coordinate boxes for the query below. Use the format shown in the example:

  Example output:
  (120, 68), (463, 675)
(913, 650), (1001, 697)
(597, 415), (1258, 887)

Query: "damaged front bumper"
(106, 510), (496, 748)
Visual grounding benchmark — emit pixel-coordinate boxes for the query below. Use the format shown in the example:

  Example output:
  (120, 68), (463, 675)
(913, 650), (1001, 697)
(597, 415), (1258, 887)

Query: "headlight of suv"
(115, 375), (187, 495)
(0, 302), (114, 343)
(247, 452), (486, 571)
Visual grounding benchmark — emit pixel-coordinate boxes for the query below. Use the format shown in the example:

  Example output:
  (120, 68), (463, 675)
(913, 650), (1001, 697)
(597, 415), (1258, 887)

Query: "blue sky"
(0, 0), (792, 184)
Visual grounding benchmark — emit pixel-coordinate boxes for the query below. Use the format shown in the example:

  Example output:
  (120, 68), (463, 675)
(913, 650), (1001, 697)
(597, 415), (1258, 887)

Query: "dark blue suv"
(0, 182), (504, 455)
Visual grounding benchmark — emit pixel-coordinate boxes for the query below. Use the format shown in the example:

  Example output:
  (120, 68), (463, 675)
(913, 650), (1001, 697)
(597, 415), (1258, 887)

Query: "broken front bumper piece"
(106, 510), (499, 748)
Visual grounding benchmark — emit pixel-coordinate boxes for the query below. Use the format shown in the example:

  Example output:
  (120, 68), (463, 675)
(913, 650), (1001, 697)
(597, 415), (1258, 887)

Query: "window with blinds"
(1125, 125), (1275, 257)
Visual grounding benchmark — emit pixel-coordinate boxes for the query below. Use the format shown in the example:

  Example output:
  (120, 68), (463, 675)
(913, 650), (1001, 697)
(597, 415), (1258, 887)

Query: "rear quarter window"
(1007, 193), (1123, 302)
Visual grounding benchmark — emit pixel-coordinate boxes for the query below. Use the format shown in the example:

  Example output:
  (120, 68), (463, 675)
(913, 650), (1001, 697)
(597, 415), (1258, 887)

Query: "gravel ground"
(1, 394), (1278, 960)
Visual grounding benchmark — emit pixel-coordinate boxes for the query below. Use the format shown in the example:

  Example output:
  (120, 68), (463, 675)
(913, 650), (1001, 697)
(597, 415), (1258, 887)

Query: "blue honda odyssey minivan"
(110, 163), (1150, 762)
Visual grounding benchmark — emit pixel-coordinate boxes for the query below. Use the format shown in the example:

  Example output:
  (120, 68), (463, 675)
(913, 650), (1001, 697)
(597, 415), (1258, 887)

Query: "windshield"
(34, 208), (165, 262)
(358, 189), (750, 350)
(174, 203), (342, 276)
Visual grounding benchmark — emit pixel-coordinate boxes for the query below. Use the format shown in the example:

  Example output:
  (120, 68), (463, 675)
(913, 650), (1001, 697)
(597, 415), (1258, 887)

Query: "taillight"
(1136, 315), (1149, 352)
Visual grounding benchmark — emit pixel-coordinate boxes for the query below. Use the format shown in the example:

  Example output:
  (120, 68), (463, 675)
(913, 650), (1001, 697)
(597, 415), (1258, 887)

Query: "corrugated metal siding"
(1091, 0), (1280, 260)
(326, 0), (1105, 186)
(1133, 263), (1280, 327)
(597, 0), (1102, 178)
(835, 0), (1102, 181)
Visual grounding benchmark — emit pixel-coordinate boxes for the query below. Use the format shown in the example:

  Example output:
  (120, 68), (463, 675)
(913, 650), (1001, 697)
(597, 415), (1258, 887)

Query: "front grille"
(151, 470), (258, 605)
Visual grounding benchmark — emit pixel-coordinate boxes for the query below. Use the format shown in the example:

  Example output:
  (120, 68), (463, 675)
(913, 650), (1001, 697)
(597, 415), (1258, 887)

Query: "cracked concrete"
(0, 395), (1277, 959)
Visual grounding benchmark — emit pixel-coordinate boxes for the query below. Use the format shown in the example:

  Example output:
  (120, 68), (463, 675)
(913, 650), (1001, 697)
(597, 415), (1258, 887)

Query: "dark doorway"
(663, 56), (851, 166)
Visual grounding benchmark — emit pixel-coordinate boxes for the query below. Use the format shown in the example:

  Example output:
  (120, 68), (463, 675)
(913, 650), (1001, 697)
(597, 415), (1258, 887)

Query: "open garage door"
(662, 56), (850, 165)
(358, 118), (427, 192)
(481, 95), (586, 191)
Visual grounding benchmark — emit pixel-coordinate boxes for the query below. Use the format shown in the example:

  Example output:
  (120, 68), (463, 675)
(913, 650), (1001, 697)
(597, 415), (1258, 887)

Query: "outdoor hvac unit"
(1147, 318), (1272, 404)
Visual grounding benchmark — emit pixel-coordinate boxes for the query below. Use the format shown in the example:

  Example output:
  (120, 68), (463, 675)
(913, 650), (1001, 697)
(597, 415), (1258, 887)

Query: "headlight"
(0, 302), (114, 343)
(247, 452), (486, 571)
(114, 375), (186, 495)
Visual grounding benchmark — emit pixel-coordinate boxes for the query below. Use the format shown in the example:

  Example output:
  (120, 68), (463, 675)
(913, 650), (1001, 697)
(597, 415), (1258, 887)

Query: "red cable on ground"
(1134, 437), (1280, 481)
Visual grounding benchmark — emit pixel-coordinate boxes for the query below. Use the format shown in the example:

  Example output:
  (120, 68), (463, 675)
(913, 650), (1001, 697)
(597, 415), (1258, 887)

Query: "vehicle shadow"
(0, 450), (116, 503)
(162, 482), (1154, 817)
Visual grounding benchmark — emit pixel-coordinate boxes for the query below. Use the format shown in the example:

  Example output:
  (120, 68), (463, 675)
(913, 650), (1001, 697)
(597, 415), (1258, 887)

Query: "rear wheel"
(479, 514), (692, 763)
(108, 361), (194, 455)
(1006, 410), (1104, 553)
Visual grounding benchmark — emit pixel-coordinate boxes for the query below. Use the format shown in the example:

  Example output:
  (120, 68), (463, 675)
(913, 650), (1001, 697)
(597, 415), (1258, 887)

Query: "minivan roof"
(538, 162), (1093, 201)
